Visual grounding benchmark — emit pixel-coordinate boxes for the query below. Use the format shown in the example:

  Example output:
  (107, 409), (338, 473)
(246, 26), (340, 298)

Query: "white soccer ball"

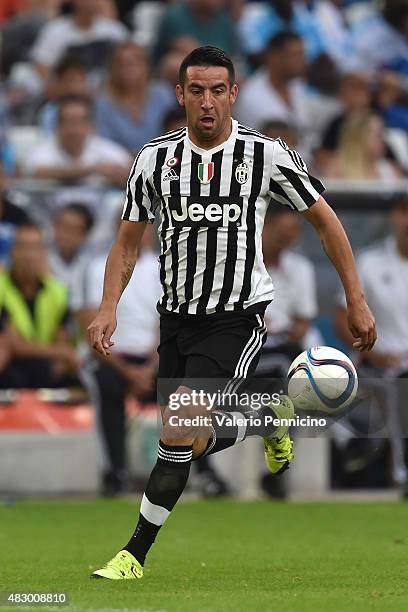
(287, 346), (358, 415)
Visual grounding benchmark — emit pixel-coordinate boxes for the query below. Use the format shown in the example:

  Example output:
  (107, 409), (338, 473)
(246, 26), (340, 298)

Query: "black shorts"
(157, 305), (268, 403)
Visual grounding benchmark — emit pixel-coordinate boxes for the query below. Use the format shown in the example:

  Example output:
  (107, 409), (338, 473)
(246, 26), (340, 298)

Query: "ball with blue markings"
(287, 346), (358, 414)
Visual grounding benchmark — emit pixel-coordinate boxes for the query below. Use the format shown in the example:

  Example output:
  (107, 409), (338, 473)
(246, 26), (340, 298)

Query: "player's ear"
(176, 84), (185, 107)
(229, 83), (238, 105)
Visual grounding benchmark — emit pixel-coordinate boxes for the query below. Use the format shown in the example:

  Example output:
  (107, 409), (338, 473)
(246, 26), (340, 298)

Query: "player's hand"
(347, 300), (377, 352)
(87, 309), (117, 356)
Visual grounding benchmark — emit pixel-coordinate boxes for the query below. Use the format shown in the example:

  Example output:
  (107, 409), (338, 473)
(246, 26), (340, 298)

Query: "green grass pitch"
(1, 498), (408, 611)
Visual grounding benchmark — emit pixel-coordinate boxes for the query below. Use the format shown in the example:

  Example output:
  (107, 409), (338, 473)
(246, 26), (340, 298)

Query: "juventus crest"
(235, 161), (249, 185)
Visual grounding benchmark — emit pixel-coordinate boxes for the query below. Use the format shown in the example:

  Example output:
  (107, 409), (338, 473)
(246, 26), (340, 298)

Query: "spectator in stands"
(152, 0), (239, 66)
(336, 195), (408, 373)
(75, 224), (160, 496)
(323, 112), (404, 181)
(260, 119), (298, 149)
(161, 106), (186, 134)
(0, 1), (60, 77)
(236, 32), (312, 155)
(335, 196), (408, 489)
(30, 0), (127, 85)
(26, 95), (131, 186)
(258, 206), (318, 378)
(239, 0), (323, 66)
(38, 56), (91, 131)
(0, 158), (30, 267)
(312, 1), (355, 69)
(352, 0), (408, 78)
(257, 205), (318, 498)
(95, 43), (174, 155)
(48, 203), (94, 300)
(317, 72), (372, 174)
(157, 49), (194, 89)
(0, 223), (79, 389)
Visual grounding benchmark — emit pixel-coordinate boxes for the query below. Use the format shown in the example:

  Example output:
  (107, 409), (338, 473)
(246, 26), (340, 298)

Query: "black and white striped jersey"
(122, 119), (324, 316)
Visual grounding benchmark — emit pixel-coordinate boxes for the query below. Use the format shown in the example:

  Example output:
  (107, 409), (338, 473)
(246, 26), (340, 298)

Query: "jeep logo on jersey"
(169, 196), (242, 227)
(235, 161), (249, 184)
(197, 162), (214, 184)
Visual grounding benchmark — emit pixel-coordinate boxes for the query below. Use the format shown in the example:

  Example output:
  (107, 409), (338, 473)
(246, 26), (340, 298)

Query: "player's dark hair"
(55, 55), (87, 78)
(267, 30), (301, 52)
(57, 95), (93, 123)
(57, 203), (95, 234)
(178, 46), (235, 87)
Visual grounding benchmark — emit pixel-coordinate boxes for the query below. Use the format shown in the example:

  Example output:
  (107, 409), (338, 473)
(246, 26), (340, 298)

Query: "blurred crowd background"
(1, 0), (408, 499)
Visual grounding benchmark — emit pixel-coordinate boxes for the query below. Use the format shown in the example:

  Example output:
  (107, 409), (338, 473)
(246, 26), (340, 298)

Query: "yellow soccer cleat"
(91, 550), (143, 580)
(263, 395), (295, 475)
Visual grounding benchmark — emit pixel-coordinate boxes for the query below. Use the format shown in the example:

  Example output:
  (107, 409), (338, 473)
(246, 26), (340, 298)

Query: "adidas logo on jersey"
(163, 168), (179, 182)
(169, 196), (242, 227)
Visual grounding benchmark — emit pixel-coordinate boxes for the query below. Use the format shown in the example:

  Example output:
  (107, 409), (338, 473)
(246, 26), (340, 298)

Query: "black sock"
(124, 441), (192, 566)
(203, 406), (276, 457)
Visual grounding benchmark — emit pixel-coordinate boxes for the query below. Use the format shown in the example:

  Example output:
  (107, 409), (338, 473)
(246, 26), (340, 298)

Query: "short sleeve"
(122, 147), (155, 223)
(269, 139), (325, 212)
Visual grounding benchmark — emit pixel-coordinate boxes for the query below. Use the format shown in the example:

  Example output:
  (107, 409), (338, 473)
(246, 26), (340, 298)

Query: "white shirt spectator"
(26, 134), (131, 186)
(264, 250), (318, 341)
(236, 70), (313, 156)
(76, 250), (161, 356)
(313, 0), (355, 71)
(351, 12), (408, 74)
(30, 16), (127, 69)
(340, 237), (408, 355)
(48, 246), (92, 305)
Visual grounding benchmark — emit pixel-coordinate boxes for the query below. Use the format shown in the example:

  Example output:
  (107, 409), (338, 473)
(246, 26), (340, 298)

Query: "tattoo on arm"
(120, 251), (136, 292)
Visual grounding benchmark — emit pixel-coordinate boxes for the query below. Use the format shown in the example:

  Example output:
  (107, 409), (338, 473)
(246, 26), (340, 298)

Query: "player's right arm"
(87, 220), (148, 355)
(88, 146), (156, 355)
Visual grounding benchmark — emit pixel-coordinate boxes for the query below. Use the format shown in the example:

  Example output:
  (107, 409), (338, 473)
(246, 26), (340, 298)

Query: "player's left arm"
(302, 197), (377, 352)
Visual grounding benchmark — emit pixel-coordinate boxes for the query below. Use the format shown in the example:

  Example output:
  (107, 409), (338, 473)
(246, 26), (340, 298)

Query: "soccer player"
(88, 46), (376, 580)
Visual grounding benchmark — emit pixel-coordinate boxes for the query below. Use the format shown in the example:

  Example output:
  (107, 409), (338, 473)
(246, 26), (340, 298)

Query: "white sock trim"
(140, 494), (170, 526)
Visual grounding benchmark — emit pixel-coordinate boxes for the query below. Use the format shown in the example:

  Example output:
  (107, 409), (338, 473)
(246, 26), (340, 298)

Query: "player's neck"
(187, 119), (233, 150)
